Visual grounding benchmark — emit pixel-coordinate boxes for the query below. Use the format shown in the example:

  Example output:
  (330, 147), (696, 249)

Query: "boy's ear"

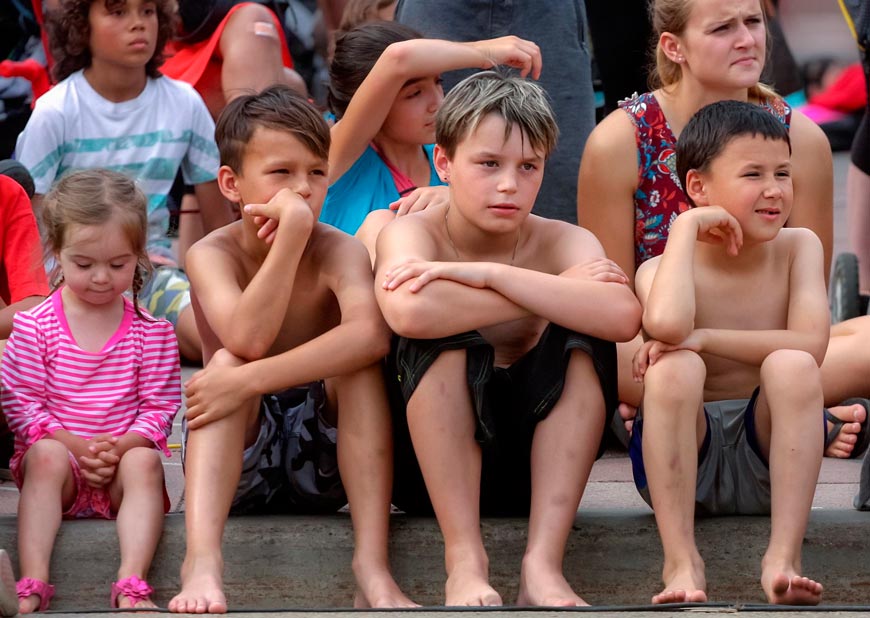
(217, 165), (242, 203)
(433, 144), (451, 184)
(684, 169), (710, 206)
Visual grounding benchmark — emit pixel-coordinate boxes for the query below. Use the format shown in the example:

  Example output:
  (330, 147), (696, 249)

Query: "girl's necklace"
(444, 207), (520, 266)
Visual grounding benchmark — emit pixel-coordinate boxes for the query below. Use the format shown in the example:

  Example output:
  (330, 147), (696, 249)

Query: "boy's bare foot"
(445, 561), (502, 606)
(761, 569), (823, 605)
(169, 555), (228, 614)
(351, 564), (418, 608)
(652, 563), (707, 605)
(517, 557), (587, 607)
(825, 404), (867, 458)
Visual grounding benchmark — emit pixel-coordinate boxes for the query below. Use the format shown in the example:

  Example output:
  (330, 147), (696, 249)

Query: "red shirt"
(0, 175), (49, 305)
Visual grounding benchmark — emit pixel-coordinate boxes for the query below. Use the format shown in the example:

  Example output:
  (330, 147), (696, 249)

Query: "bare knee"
(119, 447), (164, 486)
(208, 347), (247, 369)
(22, 440), (70, 482)
(760, 349), (821, 392)
(643, 350), (706, 405)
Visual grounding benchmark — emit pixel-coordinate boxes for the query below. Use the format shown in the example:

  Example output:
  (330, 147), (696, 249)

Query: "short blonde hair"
(436, 71), (558, 160)
(649, 0), (777, 101)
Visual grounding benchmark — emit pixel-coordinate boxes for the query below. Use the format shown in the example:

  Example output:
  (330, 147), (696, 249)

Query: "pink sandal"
(16, 578), (55, 612)
(111, 575), (154, 609)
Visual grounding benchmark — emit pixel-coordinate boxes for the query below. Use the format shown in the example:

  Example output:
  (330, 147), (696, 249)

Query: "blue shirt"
(320, 144), (444, 234)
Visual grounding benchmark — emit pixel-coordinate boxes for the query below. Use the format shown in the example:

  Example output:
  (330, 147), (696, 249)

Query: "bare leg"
(517, 350), (604, 607)
(406, 349), (501, 606)
(17, 440), (75, 614)
(615, 335), (643, 437)
(847, 162), (870, 292)
(330, 364), (416, 608)
(641, 350), (708, 605)
(822, 317), (870, 404)
(109, 448), (166, 609)
(219, 4), (302, 104)
(169, 350), (260, 614)
(754, 350), (824, 605)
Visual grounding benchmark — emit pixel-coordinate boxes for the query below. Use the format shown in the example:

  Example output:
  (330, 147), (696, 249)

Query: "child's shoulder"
(188, 221), (245, 264)
(527, 215), (606, 261)
(772, 226), (824, 262)
(309, 222), (372, 272)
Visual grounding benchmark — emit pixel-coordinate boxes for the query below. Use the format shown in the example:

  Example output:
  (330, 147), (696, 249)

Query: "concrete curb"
(3, 509), (870, 610)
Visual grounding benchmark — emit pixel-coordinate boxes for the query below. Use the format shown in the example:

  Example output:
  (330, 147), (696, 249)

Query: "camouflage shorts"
(229, 382), (345, 514)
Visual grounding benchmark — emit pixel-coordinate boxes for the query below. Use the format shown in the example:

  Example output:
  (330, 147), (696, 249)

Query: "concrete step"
(4, 508), (870, 611)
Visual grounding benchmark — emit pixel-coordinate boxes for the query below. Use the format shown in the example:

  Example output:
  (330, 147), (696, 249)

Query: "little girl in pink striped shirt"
(0, 169), (181, 613)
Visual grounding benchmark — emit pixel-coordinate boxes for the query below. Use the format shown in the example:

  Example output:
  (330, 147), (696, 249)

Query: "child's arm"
(193, 181), (236, 233)
(672, 229), (830, 366)
(375, 216), (532, 337)
(643, 207), (743, 345)
(127, 320), (183, 455)
(185, 235), (391, 428)
(329, 36), (542, 182)
(788, 110), (833, 280)
(378, 220), (641, 341)
(0, 314), (66, 445)
(576, 108), (644, 289)
(186, 189), (315, 360)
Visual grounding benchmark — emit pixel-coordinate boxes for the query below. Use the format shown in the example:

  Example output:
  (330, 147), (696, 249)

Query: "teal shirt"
(320, 144), (444, 234)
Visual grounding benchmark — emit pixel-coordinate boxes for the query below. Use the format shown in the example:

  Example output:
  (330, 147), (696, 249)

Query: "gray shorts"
(182, 382), (346, 514)
(630, 388), (772, 515)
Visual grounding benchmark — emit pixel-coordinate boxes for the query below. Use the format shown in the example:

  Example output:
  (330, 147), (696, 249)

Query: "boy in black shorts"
(375, 71), (642, 606)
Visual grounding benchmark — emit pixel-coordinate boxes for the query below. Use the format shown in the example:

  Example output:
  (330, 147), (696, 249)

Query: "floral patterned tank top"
(618, 92), (792, 269)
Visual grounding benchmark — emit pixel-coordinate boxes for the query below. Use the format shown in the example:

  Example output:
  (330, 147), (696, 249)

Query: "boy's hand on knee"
(185, 364), (251, 429)
(633, 332), (707, 381)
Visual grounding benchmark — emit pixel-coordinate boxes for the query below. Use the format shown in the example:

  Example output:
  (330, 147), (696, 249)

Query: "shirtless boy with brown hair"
(375, 71), (642, 607)
(169, 85), (413, 613)
(631, 99), (828, 606)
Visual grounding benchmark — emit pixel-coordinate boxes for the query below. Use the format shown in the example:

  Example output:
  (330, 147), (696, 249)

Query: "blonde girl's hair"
(42, 169), (153, 320)
(649, 0), (777, 101)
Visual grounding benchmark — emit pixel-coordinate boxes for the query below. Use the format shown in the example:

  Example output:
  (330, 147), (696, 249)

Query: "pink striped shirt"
(1, 290), (181, 477)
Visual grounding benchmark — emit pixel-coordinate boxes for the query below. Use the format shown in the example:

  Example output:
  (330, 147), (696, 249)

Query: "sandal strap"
(16, 577), (56, 611)
(112, 575), (154, 607)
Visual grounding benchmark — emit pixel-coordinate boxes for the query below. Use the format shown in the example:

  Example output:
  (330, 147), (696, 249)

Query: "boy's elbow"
(610, 300), (643, 342)
(642, 310), (691, 345)
(381, 295), (436, 340)
(222, 335), (271, 362)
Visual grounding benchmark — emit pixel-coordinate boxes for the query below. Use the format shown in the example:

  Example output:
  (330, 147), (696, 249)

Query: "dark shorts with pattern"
(182, 382), (346, 515)
(387, 324), (617, 517)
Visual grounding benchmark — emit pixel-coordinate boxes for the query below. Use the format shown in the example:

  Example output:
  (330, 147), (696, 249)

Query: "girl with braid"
(1, 169), (181, 613)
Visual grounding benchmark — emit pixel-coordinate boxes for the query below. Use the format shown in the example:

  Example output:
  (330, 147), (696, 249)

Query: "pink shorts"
(12, 449), (170, 520)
